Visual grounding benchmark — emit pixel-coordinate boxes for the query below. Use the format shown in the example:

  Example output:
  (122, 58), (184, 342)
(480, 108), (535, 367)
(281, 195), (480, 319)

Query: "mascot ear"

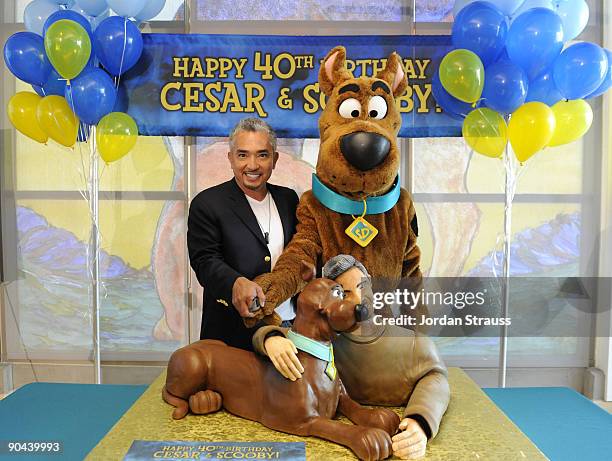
(375, 51), (408, 98)
(319, 46), (354, 97)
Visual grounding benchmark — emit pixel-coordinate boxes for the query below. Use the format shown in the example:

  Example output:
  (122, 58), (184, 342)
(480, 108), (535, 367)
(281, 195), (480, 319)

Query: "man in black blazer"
(188, 118), (299, 350)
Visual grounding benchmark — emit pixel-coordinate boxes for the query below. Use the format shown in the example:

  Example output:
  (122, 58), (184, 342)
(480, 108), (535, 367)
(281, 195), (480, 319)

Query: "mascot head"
(316, 46), (408, 200)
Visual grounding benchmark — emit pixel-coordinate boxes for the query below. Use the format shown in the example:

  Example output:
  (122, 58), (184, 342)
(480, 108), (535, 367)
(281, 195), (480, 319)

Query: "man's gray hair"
(322, 254), (370, 281)
(229, 117), (277, 153)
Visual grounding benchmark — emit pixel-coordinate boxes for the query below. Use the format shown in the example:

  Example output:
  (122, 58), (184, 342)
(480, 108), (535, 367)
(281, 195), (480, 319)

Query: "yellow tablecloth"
(86, 368), (547, 460)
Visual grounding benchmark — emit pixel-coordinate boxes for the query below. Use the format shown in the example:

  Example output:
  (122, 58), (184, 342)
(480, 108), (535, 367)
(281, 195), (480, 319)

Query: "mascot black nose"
(354, 303), (370, 322)
(340, 132), (390, 171)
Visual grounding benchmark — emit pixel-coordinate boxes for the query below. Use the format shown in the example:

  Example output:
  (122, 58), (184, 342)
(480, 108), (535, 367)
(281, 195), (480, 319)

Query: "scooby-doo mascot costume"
(251, 46), (424, 326)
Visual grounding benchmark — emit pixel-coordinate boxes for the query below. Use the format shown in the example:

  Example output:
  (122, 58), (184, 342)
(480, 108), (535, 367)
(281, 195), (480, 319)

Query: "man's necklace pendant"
(345, 199), (378, 247)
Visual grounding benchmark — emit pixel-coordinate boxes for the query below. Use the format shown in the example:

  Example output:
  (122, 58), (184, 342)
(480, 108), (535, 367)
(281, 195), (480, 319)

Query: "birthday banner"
(123, 34), (462, 138)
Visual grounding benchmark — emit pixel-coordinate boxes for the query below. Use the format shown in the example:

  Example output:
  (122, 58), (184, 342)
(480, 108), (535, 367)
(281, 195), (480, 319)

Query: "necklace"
(253, 192), (271, 244)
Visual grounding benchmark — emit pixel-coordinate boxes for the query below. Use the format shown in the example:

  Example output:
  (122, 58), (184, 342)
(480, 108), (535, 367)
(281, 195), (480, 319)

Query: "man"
(187, 118), (299, 350)
(254, 255), (450, 460)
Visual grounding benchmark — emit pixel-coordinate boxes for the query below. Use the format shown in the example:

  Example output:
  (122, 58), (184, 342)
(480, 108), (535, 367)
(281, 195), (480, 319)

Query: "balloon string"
(113, 17), (129, 104)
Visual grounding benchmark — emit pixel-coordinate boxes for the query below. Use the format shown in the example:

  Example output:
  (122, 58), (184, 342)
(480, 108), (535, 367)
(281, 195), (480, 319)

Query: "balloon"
(452, 1), (507, 67)
(69, 4), (110, 30)
(549, 100), (593, 147)
(439, 49), (484, 104)
(75, 0), (108, 16)
(510, 0), (553, 21)
(97, 112), (139, 163)
(43, 9), (92, 37)
(94, 17), (143, 75)
(431, 71), (474, 120)
(3, 32), (51, 86)
(555, 0), (589, 41)
(507, 8), (564, 80)
(135, 0), (166, 21)
(508, 102), (555, 162)
(24, 0), (60, 36)
(105, 0), (147, 18)
(525, 71), (563, 106)
(482, 60), (528, 114)
(462, 108), (508, 158)
(67, 68), (117, 125)
(36, 95), (79, 147)
(454, 0), (525, 16)
(44, 19), (92, 80)
(32, 67), (67, 96)
(553, 42), (608, 100)
(7, 92), (48, 143)
(587, 49), (612, 99)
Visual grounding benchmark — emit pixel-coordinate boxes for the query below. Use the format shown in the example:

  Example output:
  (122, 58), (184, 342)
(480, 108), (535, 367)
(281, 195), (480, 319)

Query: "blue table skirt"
(484, 387), (612, 461)
(0, 383), (146, 461)
(1, 383), (611, 461)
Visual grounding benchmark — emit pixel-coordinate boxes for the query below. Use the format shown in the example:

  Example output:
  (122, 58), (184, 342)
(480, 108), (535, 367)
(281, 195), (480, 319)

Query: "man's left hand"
(391, 418), (427, 459)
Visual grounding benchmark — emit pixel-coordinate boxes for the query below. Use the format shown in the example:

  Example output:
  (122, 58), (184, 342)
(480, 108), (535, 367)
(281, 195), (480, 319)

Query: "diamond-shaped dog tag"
(345, 216), (378, 247)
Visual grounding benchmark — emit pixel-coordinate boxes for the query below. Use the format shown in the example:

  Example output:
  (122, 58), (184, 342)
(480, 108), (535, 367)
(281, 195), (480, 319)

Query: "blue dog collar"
(287, 329), (337, 380)
(312, 173), (400, 215)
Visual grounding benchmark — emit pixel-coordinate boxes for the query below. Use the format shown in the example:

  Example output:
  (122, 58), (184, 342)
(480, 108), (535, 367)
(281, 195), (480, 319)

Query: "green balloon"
(44, 19), (91, 81)
(439, 49), (484, 104)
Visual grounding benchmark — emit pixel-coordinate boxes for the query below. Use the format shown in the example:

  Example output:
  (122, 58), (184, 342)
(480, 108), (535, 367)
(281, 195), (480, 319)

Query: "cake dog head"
(317, 46), (407, 200)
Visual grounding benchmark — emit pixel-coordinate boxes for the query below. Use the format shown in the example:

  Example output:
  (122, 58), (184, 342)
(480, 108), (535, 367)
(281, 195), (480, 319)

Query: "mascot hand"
(253, 273), (285, 315)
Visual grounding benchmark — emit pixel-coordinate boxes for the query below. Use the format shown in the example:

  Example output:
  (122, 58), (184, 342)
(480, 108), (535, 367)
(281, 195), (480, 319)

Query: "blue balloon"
(525, 71), (562, 106)
(94, 16), (143, 76)
(32, 67), (67, 96)
(452, 1), (508, 66)
(43, 9), (93, 36)
(24, 0), (60, 36)
(556, 0), (589, 41)
(3, 32), (51, 86)
(67, 68), (117, 125)
(510, 0), (553, 22)
(553, 42), (608, 100)
(482, 60), (528, 114)
(106, 0), (147, 18)
(431, 71), (474, 120)
(507, 7), (564, 81)
(586, 49), (612, 99)
(454, 0), (525, 16)
(135, 0), (166, 21)
(70, 4), (110, 30)
(75, 0), (108, 16)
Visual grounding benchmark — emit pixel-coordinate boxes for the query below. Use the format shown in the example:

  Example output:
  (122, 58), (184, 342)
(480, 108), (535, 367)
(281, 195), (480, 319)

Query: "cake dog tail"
(162, 385), (190, 419)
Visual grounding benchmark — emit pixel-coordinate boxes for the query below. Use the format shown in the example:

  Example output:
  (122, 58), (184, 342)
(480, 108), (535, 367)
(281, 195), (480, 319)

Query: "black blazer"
(188, 178), (299, 350)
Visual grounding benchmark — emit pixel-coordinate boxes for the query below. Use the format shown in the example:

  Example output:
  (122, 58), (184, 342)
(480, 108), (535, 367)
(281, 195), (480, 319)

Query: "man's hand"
(232, 277), (265, 318)
(264, 336), (304, 381)
(391, 418), (427, 459)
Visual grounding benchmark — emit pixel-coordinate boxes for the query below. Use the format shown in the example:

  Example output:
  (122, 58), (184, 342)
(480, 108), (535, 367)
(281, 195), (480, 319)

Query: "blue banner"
(123, 34), (461, 138)
(123, 441), (306, 460)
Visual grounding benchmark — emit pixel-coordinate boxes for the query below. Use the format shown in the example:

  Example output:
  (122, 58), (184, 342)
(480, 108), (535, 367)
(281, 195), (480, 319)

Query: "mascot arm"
(253, 198), (322, 320)
(402, 336), (450, 439)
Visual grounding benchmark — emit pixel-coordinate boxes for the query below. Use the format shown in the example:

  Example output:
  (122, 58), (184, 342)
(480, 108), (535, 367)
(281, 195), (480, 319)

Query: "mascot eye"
(368, 95), (388, 119)
(331, 287), (345, 299)
(338, 98), (362, 119)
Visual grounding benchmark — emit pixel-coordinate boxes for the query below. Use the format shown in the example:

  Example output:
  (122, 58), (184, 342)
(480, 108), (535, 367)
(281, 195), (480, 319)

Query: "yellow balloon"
(462, 108), (507, 158)
(508, 102), (556, 163)
(36, 95), (79, 147)
(549, 99), (593, 147)
(7, 92), (48, 143)
(44, 19), (91, 81)
(439, 49), (485, 104)
(97, 112), (139, 164)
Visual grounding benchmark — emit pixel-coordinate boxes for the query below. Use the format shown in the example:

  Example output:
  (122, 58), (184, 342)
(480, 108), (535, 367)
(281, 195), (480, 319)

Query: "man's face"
(228, 130), (278, 195)
(335, 267), (367, 306)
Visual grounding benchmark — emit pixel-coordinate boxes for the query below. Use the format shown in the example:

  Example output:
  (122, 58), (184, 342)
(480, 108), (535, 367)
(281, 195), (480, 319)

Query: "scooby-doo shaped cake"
(251, 46), (425, 326)
(163, 266), (399, 461)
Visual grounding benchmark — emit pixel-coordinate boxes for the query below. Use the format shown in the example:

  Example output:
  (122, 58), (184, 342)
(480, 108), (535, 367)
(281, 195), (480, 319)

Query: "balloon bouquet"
(437, 0), (610, 163)
(3, 0), (165, 163)
(436, 0), (610, 387)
